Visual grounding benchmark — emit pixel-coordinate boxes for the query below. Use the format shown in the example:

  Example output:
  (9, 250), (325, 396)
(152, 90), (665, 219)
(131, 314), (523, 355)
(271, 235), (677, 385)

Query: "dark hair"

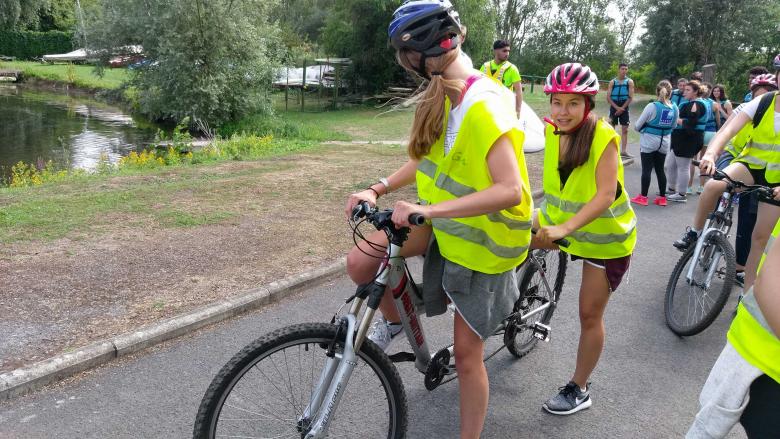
(749, 66), (769, 76)
(687, 80), (702, 95)
(557, 96), (598, 173)
(711, 84), (728, 101)
(691, 71), (704, 81)
(493, 40), (510, 50)
(619, 63), (628, 68)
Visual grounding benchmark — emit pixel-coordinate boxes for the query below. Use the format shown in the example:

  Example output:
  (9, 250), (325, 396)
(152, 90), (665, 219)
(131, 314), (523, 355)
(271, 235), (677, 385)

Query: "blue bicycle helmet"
(388, 0), (462, 77)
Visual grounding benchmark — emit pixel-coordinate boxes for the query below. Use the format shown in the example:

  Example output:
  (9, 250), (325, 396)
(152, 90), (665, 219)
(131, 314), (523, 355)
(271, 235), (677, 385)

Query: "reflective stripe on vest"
(640, 101), (677, 136)
(727, 219), (780, 383)
(481, 61), (513, 87)
(415, 86), (533, 274)
(610, 78), (629, 101)
(734, 95), (780, 183)
(539, 119), (637, 259)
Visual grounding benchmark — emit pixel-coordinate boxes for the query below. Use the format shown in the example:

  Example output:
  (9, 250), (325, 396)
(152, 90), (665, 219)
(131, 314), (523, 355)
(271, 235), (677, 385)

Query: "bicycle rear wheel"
(193, 322), (407, 439)
(665, 232), (736, 336)
(505, 249), (568, 358)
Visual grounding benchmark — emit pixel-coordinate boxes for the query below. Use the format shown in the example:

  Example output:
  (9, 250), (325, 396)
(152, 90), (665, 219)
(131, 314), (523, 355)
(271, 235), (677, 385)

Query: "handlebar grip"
(553, 237), (570, 248)
(409, 214), (426, 226)
(692, 159), (701, 167)
(351, 201), (371, 221)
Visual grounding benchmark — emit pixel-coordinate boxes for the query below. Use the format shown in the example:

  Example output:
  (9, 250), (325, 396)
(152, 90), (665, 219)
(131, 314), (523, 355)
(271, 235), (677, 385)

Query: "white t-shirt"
(444, 77), (515, 154)
(739, 93), (780, 134)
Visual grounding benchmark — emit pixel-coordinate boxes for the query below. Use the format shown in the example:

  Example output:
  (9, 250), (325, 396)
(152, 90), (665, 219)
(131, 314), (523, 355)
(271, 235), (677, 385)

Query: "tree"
(614, 0), (648, 60)
(88, 0), (284, 127)
(492, 0), (542, 53)
(0, 0), (46, 30)
(639, 0), (780, 97)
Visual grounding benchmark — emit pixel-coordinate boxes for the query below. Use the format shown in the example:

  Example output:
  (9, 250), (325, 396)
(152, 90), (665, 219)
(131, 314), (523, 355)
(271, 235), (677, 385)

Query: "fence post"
(301, 59), (307, 112)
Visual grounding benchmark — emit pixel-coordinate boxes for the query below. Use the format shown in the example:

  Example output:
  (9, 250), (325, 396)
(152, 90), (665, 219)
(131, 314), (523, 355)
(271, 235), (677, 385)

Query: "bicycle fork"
(300, 247), (399, 437)
(685, 226), (725, 289)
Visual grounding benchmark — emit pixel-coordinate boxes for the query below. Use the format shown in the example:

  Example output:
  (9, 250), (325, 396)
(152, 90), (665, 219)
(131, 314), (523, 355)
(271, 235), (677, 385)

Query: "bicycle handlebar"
(351, 201), (425, 226)
(692, 160), (775, 199)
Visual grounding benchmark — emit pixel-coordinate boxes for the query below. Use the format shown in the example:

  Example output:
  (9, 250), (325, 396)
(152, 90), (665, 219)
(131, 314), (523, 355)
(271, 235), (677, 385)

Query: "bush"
(0, 30), (73, 59)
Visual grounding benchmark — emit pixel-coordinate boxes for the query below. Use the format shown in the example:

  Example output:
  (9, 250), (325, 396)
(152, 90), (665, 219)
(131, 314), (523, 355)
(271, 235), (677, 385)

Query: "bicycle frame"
(685, 189), (734, 285)
(300, 230), (559, 437)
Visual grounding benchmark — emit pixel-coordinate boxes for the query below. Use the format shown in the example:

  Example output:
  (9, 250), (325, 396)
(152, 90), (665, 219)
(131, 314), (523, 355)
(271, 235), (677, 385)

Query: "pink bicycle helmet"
(751, 73), (778, 92)
(544, 63), (600, 95)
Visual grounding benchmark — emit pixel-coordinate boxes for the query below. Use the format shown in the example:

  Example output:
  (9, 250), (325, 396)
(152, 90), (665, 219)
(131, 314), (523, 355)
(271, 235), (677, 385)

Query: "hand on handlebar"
(697, 155), (716, 176)
(391, 201), (429, 227)
(345, 190), (378, 220)
(536, 224), (570, 247)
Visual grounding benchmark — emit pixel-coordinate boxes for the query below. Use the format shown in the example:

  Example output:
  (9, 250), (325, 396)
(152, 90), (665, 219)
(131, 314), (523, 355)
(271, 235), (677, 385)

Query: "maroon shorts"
(571, 254), (631, 292)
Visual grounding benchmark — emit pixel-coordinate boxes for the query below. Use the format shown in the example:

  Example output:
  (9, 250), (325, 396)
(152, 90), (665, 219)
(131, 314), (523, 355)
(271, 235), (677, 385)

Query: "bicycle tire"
(505, 249), (568, 358)
(193, 322), (408, 439)
(665, 233), (736, 336)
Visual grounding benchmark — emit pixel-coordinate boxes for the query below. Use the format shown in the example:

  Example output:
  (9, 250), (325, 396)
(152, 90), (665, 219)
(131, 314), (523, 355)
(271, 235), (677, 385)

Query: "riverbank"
(0, 61), (129, 91)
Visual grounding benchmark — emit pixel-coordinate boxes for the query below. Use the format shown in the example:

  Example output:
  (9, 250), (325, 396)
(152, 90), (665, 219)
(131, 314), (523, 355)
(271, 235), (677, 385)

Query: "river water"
(0, 85), (157, 179)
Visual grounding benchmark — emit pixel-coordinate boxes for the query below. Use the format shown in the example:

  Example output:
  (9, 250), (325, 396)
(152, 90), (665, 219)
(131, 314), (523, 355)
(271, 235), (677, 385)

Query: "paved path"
(0, 162), (747, 438)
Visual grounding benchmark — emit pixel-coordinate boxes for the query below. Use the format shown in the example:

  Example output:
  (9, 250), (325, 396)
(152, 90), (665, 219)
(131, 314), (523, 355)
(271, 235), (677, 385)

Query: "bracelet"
(366, 186), (380, 198)
(379, 177), (391, 193)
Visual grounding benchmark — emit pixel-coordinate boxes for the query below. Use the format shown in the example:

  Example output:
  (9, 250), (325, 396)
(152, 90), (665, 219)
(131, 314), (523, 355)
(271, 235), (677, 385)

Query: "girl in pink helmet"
(535, 62), (637, 415)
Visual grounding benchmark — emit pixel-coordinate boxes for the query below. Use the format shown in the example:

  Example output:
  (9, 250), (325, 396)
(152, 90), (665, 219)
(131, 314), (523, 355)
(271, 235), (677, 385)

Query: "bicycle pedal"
(532, 322), (551, 342)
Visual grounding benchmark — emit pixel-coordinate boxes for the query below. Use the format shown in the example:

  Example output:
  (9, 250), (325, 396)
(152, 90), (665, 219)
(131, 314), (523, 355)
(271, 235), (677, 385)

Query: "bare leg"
(744, 202), (780, 290)
(693, 163), (753, 230)
(346, 225), (431, 322)
(571, 262), (612, 388)
(621, 125), (629, 155)
(453, 312), (488, 439)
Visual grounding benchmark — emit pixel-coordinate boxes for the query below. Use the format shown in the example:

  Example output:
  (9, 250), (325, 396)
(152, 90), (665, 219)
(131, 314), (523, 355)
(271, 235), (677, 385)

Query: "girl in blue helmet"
(345, 1), (534, 437)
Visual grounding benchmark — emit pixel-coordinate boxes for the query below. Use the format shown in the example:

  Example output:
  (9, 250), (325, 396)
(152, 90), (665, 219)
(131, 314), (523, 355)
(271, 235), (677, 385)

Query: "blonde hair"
(398, 48), (463, 160)
(656, 80), (673, 104)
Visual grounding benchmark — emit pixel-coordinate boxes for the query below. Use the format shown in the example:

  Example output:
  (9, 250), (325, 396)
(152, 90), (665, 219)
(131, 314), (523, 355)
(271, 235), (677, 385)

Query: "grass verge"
(0, 60), (131, 90)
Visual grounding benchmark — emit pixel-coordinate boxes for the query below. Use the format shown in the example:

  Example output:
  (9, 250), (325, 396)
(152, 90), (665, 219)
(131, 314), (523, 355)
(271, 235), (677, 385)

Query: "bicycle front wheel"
(193, 322), (407, 439)
(665, 233), (736, 336)
(505, 248), (568, 358)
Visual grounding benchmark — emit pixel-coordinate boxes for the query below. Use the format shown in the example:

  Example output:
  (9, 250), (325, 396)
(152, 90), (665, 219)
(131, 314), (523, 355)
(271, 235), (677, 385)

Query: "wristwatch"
(379, 177), (391, 193)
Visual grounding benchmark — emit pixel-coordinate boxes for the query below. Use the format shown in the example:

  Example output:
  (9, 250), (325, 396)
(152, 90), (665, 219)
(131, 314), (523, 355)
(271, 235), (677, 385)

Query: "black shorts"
(609, 102), (630, 126)
(740, 374), (780, 438)
(570, 254), (631, 292)
(733, 162), (780, 206)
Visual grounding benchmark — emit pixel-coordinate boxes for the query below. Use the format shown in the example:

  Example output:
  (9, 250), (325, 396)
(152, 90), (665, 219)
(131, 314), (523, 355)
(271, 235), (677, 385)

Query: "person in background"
(480, 39), (523, 118)
(688, 83), (719, 194)
(631, 80), (678, 207)
(666, 80), (706, 202)
(606, 63), (634, 158)
(711, 84), (733, 126)
(691, 71), (704, 82)
(671, 77), (688, 108)
(744, 66), (769, 102)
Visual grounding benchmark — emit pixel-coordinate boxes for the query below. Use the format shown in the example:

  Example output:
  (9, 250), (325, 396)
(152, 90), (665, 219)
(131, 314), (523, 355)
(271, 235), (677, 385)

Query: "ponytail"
(656, 80), (672, 105)
(398, 49), (463, 160)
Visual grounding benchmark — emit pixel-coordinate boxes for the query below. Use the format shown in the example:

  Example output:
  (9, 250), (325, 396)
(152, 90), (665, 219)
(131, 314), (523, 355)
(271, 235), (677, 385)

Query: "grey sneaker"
(542, 381), (592, 415)
(367, 317), (403, 352)
(667, 193), (687, 203)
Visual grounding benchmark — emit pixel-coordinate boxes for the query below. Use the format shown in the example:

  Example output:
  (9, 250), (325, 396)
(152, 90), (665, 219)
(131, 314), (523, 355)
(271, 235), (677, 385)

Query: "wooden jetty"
(0, 69), (22, 82)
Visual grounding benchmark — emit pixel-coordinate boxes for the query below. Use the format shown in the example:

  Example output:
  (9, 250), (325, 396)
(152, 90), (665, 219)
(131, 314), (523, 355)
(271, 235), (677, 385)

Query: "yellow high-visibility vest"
(416, 85), (532, 274)
(539, 119), (637, 259)
(728, 219), (780, 383)
(734, 93), (780, 183)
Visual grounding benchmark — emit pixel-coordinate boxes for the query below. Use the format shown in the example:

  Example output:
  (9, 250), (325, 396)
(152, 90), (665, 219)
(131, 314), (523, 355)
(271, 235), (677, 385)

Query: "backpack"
(753, 91), (777, 128)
